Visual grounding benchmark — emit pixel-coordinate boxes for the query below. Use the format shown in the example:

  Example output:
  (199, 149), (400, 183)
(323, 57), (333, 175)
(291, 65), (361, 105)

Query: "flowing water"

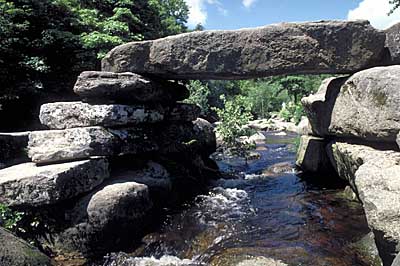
(102, 132), (374, 266)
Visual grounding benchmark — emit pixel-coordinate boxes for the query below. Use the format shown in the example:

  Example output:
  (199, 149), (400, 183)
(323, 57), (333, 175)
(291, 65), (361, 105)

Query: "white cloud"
(185, 0), (228, 27)
(348, 0), (400, 30)
(242, 0), (257, 9)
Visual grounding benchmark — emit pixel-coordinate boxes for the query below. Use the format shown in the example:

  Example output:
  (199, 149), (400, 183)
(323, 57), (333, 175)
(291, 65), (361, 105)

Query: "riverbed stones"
(102, 20), (385, 80)
(55, 178), (152, 256)
(0, 158), (109, 207)
(28, 127), (158, 164)
(302, 66), (400, 142)
(40, 102), (164, 129)
(329, 142), (400, 262)
(74, 71), (188, 103)
(0, 227), (51, 266)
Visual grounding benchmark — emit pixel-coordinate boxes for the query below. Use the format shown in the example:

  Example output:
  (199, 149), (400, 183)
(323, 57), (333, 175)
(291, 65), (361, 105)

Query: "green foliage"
(0, 203), (50, 247)
(0, 204), (24, 231)
(213, 95), (253, 147)
(184, 80), (211, 115)
(278, 101), (304, 124)
(0, 0), (189, 130)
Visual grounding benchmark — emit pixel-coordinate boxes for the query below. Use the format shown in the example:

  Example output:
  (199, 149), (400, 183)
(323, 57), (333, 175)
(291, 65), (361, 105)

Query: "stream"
(102, 132), (375, 266)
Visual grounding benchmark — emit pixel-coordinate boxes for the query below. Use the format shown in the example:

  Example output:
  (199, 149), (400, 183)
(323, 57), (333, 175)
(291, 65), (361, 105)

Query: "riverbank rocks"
(74, 71), (188, 103)
(302, 66), (400, 143)
(54, 178), (152, 256)
(0, 227), (51, 266)
(328, 142), (400, 264)
(296, 135), (331, 173)
(0, 158), (109, 207)
(28, 127), (158, 164)
(40, 102), (165, 129)
(102, 20), (385, 80)
(385, 23), (400, 65)
(0, 33), (217, 260)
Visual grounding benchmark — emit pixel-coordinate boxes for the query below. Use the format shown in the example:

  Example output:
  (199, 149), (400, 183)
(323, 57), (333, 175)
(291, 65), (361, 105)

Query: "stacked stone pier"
(0, 70), (216, 260)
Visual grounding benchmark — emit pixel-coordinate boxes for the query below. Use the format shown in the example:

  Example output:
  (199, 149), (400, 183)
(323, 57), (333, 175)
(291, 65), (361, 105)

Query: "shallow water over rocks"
(102, 132), (375, 266)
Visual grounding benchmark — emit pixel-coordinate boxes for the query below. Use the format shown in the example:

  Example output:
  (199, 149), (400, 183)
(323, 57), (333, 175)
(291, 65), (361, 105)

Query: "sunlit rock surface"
(329, 142), (400, 263)
(303, 66), (400, 143)
(102, 20), (385, 80)
(0, 158), (109, 207)
(73, 71), (188, 103)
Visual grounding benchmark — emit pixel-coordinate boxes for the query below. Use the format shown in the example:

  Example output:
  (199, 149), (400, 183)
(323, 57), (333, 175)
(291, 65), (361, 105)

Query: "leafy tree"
(0, 0), (189, 130)
(213, 95), (253, 147)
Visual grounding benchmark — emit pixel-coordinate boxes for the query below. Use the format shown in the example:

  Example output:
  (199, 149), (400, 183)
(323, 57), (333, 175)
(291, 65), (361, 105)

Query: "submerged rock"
(102, 20), (385, 80)
(0, 227), (51, 266)
(54, 178), (152, 257)
(40, 102), (164, 129)
(73, 71), (188, 103)
(329, 142), (400, 263)
(302, 66), (400, 142)
(0, 158), (109, 207)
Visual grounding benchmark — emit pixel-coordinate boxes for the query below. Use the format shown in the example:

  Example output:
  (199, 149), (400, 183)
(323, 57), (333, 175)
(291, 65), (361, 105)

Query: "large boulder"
(385, 23), (400, 65)
(0, 227), (51, 266)
(40, 102), (165, 129)
(53, 178), (152, 257)
(113, 161), (172, 201)
(328, 142), (400, 264)
(302, 66), (400, 142)
(0, 158), (109, 207)
(28, 119), (216, 164)
(73, 71), (188, 103)
(28, 127), (158, 164)
(102, 20), (385, 80)
(295, 135), (331, 173)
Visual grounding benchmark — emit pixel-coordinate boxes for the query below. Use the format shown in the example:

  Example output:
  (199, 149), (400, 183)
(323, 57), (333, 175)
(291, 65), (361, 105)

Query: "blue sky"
(184, 0), (400, 30)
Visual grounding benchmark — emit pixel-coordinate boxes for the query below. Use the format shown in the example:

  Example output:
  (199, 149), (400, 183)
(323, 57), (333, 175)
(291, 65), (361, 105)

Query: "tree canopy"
(0, 0), (189, 130)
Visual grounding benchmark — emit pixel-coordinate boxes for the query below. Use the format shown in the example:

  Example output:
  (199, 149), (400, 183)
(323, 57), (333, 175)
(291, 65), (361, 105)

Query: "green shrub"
(184, 80), (211, 115)
(213, 95), (253, 147)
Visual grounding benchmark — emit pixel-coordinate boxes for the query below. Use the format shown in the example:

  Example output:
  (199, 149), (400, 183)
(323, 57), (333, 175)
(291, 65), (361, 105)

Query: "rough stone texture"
(113, 161), (172, 201)
(74, 71), (188, 103)
(0, 227), (52, 266)
(0, 132), (30, 169)
(0, 158), (109, 207)
(40, 101), (165, 129)
(54, 178), (152, 256)
(295, 135), (331, 173)
(385, 23), (400, 65)
(159, 118), (216, 157)
(302, 66), (400, 142)
(397, 133), (400, 150)
(166, 103), (201, 122)
(102, 20), (385, 80)
(297, 116), (312, 135)
(329, 142), (400, 264)
(28, 119), (215, 164)
(28, 127), (158, 164)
